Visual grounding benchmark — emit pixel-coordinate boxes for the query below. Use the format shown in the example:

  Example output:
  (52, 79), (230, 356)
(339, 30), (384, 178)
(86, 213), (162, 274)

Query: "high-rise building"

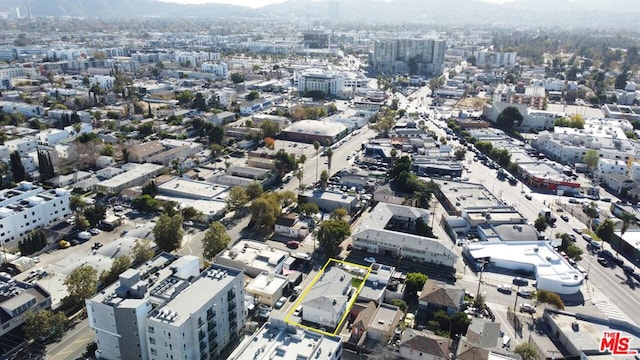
(86, 254), (246, 360)
(372, 38), (446, 76)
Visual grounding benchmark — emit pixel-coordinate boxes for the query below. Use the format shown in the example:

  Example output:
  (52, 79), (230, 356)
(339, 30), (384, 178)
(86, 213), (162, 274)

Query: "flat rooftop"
(434, 179), (503, 209)
(97, 163), (164, 189)
(158, 177), (229, 200)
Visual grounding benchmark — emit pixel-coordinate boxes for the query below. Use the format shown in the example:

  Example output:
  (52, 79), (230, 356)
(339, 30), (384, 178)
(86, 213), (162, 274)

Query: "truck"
(539, 208), (557, 224)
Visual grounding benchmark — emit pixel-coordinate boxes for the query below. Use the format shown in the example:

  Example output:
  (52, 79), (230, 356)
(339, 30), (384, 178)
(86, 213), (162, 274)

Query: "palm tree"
(296, 170), (304, 193)
(313, 141), (320, 182)
(326, 148), (333, 171)
(619, 211), (637, 237)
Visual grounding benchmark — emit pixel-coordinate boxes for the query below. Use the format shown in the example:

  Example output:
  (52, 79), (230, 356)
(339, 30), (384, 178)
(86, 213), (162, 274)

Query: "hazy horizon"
(156, 0), (519, 9)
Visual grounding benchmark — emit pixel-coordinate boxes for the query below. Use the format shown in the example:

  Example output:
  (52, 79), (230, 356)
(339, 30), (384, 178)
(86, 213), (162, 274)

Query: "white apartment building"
(87, 254), (246, 360)
(174, 51), (210, 66)
(4, 137), (37, 156)
(0, 66), (38, 79)
(0, 101), (44, 117)
(89, 75), (115, 90)
(214, 89), (235, 109)
(598, 158), (628, 176)
(294, 68), (369, 98)
(0, 182), (71, 245)
(200, 62), (229, 79)
(474, 51), (518, 68)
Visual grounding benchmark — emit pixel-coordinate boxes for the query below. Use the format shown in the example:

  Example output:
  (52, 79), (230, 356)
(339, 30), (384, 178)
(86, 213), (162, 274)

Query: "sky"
(157, 0), (518, 9)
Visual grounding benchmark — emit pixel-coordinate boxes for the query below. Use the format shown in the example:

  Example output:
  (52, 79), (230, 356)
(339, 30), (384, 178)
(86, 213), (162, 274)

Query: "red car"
(286, 241), (300, 249)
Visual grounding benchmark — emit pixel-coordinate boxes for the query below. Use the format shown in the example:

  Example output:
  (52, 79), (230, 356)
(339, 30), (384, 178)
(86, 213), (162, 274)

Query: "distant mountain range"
(0, 0), (638, 27)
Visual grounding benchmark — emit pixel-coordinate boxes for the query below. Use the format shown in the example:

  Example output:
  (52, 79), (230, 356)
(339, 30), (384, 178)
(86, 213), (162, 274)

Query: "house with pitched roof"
(398, 329), (452, 360)
(346, 301), (403, 351)
(418, 279), (464, 315)
(301, 267), (353, 329)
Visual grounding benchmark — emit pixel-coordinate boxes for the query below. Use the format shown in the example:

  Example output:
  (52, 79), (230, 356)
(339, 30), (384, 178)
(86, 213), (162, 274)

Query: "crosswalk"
(593, 300), (631, 323)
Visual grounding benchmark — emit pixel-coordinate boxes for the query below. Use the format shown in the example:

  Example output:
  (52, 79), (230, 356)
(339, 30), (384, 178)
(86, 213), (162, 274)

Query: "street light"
(475, 258), (489, 301)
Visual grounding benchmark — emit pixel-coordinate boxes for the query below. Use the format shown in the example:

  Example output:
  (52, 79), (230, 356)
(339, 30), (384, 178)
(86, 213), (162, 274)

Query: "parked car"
(568, 234), (577, 242)
(597, 257), (608, 266)
(524, 193), (533, 200)
(560, 215), (570, 222)
(601, 197), (612, 203)
(286, 241), (300, 249)
(346, 244), (353, 251)
(274, 296), (287, 309)
(512, 277), (528, 287)
(364, 256), (377, 264)
(113, 205), (124, 211)
(498, 284), (513, 294)
(58, 240), (71, 249)
(518, 288), (533, 298)
(519, 303), (536, 314)
(582, 234), (592, 242)
(588, 241), (601, 252)
(573, 227), (583, 234)
(293, 305), (302, 317)
(88, 228), (101, 235)
(623, 265), (635, 275)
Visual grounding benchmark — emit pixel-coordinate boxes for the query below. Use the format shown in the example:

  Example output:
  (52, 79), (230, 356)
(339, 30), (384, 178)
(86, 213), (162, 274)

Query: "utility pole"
(475, 258), (488, 299)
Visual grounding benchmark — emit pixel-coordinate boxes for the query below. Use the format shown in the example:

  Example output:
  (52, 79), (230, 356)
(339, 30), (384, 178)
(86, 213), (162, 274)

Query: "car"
(611, 256), (625, 267)
(183, 221), (194, 227)
(623, 265), (635, 275)
(572, 227), (583, 234)
(58, 240), (71, 249)
(588, 241), (601, 252)
(601, 197), (612, 203)
(560, 215), (570, 222)
(404, 313), (416, 329)
(293, 305), (303, 317)
(498, 284), (513, 294)
(274, 296), (287, 309)
(286, 241), (300, 249)
(70, 239), (81, 246)
(568, 234), (577, 242)
(519, 303), (536, 314)
(524, 193), (533, 200)
(569, 198), (579, 204)
(597, 257), (608, 266)
(88, 228), (101, 235)
(114, 205), (124, 211)
(582, 234), (592, 242)
(517, 288), (533, 298)
(512, 277), (528, 286)
(364, 257), (376, 264)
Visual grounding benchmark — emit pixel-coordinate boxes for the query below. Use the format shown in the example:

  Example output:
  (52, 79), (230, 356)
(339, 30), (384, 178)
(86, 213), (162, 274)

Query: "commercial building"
(298, 189), (359, 215)
(127, 141), (166, 163)
(293, 68), (369, 98)
(95, 163), (165, 194)
(282, 120), (348, 145)
(86, 254), (246, 360)
(245, 272), (289, 307)
(0, 274), (52, 339)
(156, 178), (228, 221)
(0, 182), (71, 246)
(464, 241), (583, 294)
(229, 320), (343, 360)
(372, 38), (446, 76)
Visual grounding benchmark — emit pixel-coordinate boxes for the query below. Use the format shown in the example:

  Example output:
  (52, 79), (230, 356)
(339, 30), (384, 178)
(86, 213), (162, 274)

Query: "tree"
(298, 202), (319, 217)
(274, 149), (298, 178)
(250, 196), (281, 233)
(619, 211), (637, 236)
(454, 147), (467, 161)
(583, 201), (599, 230)
(9, 150), (25, 182)
(246, 181), (263, 200)
(23, 309), (68, 342)
(230, 72), (245, 83)
(245, 90), (260, 101)
(70, 195), (87, 213)
(132, 239), (155, 264)
(64, 265), (98, 307)
(390, 299), (407, 312)
(405, 273), (428, 300)
(227, 186), (249, 211)
(84, 205), (106, 227)
(596, 218), (616, 247)
(535, 289), (565, 310)
(296, 169), (304, 192)
(316, 218), (351, 258)
(202, 221), (231, 260)
(320, 169), (329, 189)
(38, 151), (56, 181)
(583, 149), (599, 171)
(514, 342), (540, 360)
(331, 208), (348, 219)
(260, 120), (280, 138)
(100, 255), (131, 285)
(496, 106), (523, 131)
(176, 90), (194, 107)
(181, 206), (202, 222)
(152, 213), (184, 252)
(534, 215), (548, 232)
(326, 148), (334, 170)
(450, 311), (472, 337)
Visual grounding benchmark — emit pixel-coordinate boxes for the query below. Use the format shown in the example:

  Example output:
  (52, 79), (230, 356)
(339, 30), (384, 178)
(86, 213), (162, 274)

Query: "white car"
(364, 257), (376, 264)
(274, 296), (287, 309)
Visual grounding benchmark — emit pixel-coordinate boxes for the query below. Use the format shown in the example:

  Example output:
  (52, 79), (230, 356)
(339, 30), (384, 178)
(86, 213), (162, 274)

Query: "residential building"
(127, 141), (165, 163)
(301, 266), (353, 329)
(86, 254), (246, 360)
(399, 329), (452, 360)
(245, 272), (289, 307)
(229, 320), (343, 360)
(293, 68), (369, 98)
(89, 75), (115, 90)
(0, 182), (71, 246)
(372, 38), (446, 76)
(352, 203), (458, 269)
(597, 158), (628, 177)
(274, 213), (309, 239)
(418, 280), (464, 315)
(215, 240), (288, 277)
(474, 51), (518, 68)
(347, 301), (403, 351)
(282, 120), (348, 145)
(465, 318), (502, 349)
(0, 274), (52, 339)
(200, 62), (229, 79)
(0, 101), (43, 117)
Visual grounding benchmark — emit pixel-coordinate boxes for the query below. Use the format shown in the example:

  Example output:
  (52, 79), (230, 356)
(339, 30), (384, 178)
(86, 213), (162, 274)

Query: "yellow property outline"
(284, 258), (372, 337)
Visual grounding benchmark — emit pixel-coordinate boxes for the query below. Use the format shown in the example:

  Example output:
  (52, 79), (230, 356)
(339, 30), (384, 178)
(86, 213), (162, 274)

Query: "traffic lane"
(45, 318), (93, 360)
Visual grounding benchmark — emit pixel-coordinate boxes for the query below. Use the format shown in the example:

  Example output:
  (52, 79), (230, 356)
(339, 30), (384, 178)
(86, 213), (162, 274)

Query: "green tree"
(596, 218), (616, 247)
(100, 255), (131, 285)
(246, 181), (264, 200)
(583, 149), (599, 171)
(496, 106), (523, 131)
(64, 265), (98, 307)
(260, 119), (280, 138)
(326, 148), (334, 170)
(583, 201), (599, 230)
(250, 196), (281, 233)
(245, 90), (260, 101)
(320, 169), (329, 189)
(9, 150), (25, 182)
(152, 213), (184, 252)
(132, 239), (155, 264)
(316, 218), (351, 258)
(202, 221), (231, 260)
(298, 202), (319, 217)
(23, 309), (68, 342)
(176, 90), (194, 106)
(534, 215), (548, 232)
(226, 186), (249, 211)
(405, 273), (428, 300)
(514, 342), (540, 360)
(230, 72), (245, 83)
(181, 206), (202, 222)
(84, 205), (106, 227)
(296, 169), (304, 192)
(535, 289), (565, 310)
(454, 147), (467, 161)
(450, 311), (472, 337)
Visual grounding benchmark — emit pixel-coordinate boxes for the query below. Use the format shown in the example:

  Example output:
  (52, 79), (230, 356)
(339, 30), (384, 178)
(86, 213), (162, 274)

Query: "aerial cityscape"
(0, 0), (637, 359)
